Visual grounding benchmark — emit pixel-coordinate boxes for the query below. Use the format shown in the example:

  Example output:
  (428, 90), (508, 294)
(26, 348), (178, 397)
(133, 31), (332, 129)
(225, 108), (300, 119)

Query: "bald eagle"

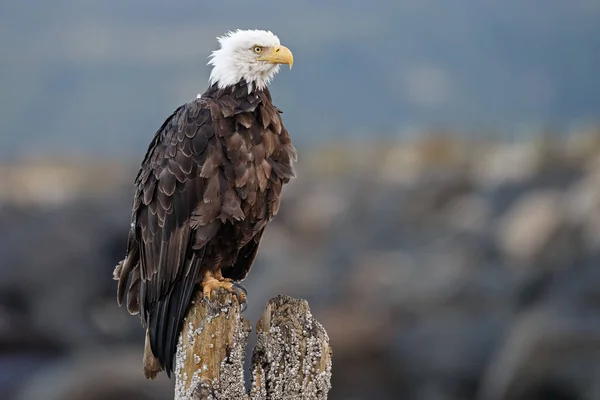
(113, 29), (296, 379)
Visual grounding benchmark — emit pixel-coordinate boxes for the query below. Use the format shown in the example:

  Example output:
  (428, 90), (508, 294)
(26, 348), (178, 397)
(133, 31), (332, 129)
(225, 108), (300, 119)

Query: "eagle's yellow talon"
(201, 274), (246, 304)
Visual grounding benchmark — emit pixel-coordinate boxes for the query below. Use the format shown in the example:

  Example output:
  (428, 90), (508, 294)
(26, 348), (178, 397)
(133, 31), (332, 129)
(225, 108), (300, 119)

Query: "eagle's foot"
(233, 282), (248, 312)
(201, 273), (247, 307)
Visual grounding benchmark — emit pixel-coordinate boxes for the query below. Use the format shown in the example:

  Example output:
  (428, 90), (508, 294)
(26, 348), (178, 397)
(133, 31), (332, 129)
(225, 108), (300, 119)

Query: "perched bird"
(113, 29), (296, 379)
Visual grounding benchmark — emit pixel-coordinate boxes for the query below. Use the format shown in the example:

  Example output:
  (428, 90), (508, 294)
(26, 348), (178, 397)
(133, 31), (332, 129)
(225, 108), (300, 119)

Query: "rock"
(0, 354), (58, 400)
(496, 190), (570, 266)
(346, 248), (474, 311)
(285, 180), (349, 239)
(443, 193), (492, 234)
(477, 306), (600, 400)
(12, 348), (173, 400)
(472, 143), (543, 189)
(378, 145), (425, 186)
(0, 197), (139, 351)
(392, 310), (508, 399)
(564, 165), (600, 251)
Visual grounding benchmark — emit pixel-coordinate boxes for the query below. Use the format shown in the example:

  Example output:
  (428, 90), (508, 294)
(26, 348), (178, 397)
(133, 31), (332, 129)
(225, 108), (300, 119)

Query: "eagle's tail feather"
(143, 329), (162, 379)
(148, 249), (203, 378)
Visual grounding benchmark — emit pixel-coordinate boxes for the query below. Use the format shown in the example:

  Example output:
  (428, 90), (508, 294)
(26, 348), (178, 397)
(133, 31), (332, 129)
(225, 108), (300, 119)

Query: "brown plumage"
(113, 79), (296, 378)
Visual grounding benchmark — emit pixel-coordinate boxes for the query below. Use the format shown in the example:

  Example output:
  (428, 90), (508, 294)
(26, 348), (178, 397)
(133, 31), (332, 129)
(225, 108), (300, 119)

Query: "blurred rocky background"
(3, 132), (600, 400)
(2, 1), (600, 400)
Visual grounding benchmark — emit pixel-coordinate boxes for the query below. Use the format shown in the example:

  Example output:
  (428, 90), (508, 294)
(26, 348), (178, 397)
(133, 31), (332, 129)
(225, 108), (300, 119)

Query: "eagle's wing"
(224, 226), (266, 282)
(118, 99), (217, 376)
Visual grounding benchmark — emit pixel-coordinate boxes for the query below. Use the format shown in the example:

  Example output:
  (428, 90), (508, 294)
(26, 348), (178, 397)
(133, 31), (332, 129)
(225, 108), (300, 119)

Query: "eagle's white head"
(208, 29), (294, 93)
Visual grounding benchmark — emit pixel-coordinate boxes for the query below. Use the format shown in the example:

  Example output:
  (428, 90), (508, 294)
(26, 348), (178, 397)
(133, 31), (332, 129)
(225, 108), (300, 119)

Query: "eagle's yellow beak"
(258, 45), (294, 69)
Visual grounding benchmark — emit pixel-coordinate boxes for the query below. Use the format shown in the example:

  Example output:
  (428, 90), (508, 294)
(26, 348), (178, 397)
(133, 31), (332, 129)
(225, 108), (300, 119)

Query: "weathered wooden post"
(174, 290), (332, 400)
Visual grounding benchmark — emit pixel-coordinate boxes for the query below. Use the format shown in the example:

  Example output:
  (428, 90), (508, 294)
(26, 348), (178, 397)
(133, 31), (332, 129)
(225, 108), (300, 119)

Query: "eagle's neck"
(209, 62), (280, 94)
(202, 80), (269, 100)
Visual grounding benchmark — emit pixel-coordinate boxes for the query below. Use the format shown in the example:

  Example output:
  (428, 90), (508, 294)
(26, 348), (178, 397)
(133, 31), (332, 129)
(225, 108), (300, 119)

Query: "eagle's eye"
(253, 46), (263, 54)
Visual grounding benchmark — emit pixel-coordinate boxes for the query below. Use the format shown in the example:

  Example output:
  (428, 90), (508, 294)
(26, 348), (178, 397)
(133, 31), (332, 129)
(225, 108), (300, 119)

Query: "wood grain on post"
(174, 289), (332, 400)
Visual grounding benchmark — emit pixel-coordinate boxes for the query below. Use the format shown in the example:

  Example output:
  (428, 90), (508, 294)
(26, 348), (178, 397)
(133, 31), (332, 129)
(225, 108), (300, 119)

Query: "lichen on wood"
(174, 290), (332, 400)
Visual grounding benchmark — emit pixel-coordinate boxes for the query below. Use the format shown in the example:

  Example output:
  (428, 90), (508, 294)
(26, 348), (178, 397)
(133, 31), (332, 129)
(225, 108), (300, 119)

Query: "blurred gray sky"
(1, 0), (599, 158)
